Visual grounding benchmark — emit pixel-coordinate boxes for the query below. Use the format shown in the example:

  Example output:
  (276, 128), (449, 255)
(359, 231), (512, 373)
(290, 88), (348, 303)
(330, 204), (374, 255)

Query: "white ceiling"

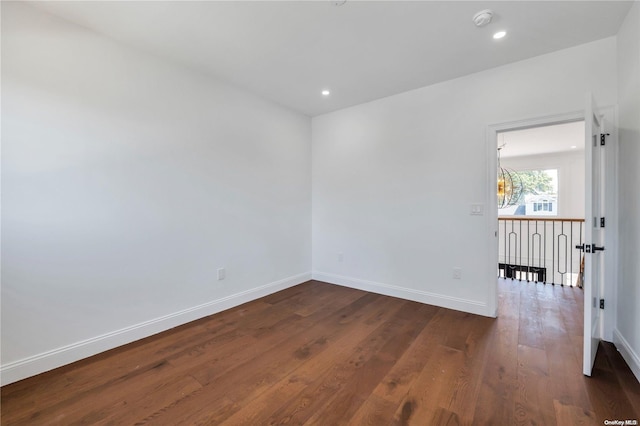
(499, 120), (585, 158)
(30, 1), (633, 117)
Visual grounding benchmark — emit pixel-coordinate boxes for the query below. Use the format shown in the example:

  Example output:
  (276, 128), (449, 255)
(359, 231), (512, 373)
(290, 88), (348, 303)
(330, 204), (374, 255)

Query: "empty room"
(1, 1), (639, 424)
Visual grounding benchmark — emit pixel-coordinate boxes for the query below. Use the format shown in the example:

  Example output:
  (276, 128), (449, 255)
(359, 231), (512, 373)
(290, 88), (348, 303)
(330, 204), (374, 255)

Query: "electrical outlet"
(453, 267), (462, 279)
(338, 252), (344, 262)
(217, 268), (226, 281)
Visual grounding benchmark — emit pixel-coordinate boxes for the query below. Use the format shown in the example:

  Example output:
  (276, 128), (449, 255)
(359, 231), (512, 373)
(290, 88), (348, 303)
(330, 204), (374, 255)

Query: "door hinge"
(600, 217), (605, 228)
(600, 133), (610, 146)
(599, 299), (605, 309)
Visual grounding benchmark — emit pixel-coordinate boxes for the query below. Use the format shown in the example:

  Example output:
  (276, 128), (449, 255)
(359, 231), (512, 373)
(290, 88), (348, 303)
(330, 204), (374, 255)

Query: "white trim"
(486, 123), (499, 317)
(488, 110), (585, 134)
(600, 105), (619, 342)
(613, 329), (640, 383)
(312, 271), (491, 317)
(0, 272), (311, 386)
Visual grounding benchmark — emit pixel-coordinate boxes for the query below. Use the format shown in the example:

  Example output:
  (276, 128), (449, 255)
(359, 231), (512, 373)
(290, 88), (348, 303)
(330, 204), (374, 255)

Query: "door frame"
(485, 108), (618, 344)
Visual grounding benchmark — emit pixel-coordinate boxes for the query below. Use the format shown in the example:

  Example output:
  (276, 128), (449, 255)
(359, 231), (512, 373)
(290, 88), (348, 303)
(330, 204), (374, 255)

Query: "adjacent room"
(2, 1), (639, 424)
(497, 121), (586, 286)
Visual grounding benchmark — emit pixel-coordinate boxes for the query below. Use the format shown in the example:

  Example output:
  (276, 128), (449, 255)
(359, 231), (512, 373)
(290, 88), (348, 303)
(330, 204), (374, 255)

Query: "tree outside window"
(499, 169), (558, 216)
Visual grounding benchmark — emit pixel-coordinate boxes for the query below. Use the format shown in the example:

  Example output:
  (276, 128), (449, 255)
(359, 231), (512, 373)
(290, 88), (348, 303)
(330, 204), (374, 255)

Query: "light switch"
(470, 204), (484, 215)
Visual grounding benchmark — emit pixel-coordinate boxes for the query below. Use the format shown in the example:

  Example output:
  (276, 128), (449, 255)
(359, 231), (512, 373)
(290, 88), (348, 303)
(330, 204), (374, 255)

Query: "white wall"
(502, 150), (585, 219)
(312, 37), (617, 317)
(1, 2), (311, 384)
(615, 0), (640, 382)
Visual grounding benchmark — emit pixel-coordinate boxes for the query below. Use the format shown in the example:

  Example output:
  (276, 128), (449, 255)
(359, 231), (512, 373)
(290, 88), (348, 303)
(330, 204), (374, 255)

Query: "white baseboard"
(613, 329), (640, 383)
(312, 271), (490, 317)
(0, 272), (311, 386)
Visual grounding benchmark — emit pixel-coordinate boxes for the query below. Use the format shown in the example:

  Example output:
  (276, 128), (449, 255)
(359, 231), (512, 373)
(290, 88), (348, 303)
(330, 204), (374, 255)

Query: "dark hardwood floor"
(2, 279), (639, 425)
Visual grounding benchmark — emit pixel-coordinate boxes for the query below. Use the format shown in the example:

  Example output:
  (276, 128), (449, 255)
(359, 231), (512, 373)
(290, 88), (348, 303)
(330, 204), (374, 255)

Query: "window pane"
(498, 169), (558, 217)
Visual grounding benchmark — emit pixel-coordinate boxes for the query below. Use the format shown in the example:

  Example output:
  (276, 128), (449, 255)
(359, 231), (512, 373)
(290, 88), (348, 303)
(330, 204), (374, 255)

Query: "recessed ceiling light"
(493, 31), (507, 40)
(571, 145), (577, 149)
(322, 90), (330, 96)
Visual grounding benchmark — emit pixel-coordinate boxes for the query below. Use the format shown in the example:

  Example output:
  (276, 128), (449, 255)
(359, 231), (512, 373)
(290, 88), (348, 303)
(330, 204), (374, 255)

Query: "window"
(499, 169), (558, 216)
(532, 199), (554, 212)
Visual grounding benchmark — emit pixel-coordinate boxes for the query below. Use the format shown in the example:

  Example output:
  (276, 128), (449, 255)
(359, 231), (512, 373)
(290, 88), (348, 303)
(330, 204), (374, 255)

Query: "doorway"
(496, 120), (585, 287)
(486, 105), (618, 376)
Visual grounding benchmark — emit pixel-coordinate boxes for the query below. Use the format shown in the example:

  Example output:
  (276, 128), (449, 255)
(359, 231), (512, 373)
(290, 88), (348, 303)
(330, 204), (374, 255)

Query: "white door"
(583, 93), (606, 376)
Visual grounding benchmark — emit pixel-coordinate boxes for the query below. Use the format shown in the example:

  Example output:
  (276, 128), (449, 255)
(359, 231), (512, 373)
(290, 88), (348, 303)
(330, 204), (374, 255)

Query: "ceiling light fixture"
(322, 90), (330, 96)
(493, 31), (507, 40)
(473, 9), (493, 27)
(497, 138), (523, 209)
(571, 145), (577, 149)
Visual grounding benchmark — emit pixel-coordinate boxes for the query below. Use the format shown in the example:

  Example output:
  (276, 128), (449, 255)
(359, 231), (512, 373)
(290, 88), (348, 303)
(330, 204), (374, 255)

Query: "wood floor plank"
(6, 359), (192, 425)
(2, 279), (639, 425)
(347, 309), (455, 425)
(599, 342), (640, 417)
(472, 282), (520, 425)
(394, 344), (465, 425)
(91, 375), (203, 426)
(218, 295), (409, 425)
(173, 288), (368, 387)
(585, 342), (640, 424)
(438, 314), (496, 425)
(518, 283), (545, 349)
(152, 293), (392, 424)
(553, 399), (596, 425)
(215, 298), (401, 424)
(515, 345), (556, 426)
(301, 303), (439, 426)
